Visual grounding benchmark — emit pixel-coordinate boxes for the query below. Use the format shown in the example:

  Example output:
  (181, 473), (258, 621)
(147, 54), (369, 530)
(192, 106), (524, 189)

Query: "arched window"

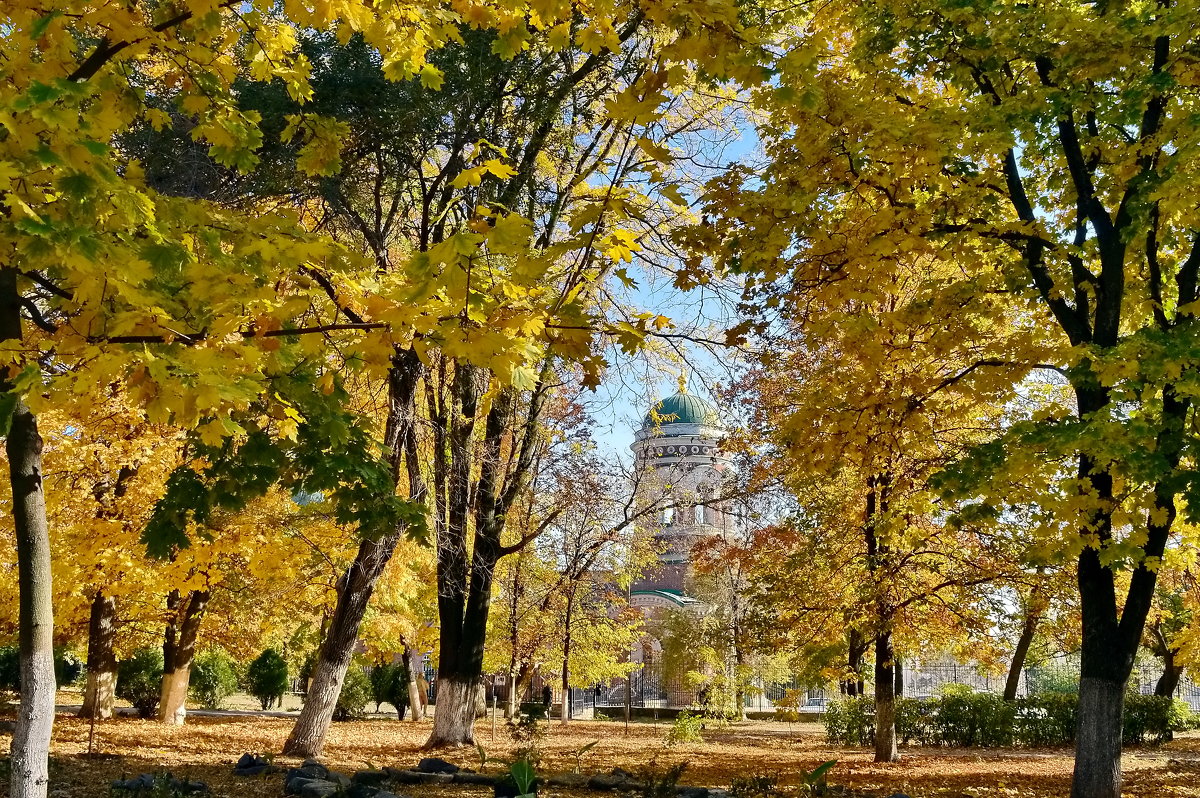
(694, 503), (706, 525)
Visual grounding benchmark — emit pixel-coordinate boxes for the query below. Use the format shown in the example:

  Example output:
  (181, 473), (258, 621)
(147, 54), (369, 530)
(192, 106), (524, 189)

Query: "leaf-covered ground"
(7, 710), (1200, 798)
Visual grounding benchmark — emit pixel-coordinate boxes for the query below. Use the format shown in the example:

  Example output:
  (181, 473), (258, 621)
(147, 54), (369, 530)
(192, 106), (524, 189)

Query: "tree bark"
(79, 592), (118, 720)
(2, 267), (55, 798)
(159, 588), (210, 725)
(874, 629), (898, 763)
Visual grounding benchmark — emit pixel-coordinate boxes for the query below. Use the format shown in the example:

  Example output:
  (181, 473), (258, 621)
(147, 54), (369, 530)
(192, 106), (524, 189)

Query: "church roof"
(643, 391), (719, 428)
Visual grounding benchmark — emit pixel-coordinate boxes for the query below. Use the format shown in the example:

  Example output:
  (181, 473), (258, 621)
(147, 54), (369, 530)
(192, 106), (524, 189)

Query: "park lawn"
(6, 714), (1200, 798)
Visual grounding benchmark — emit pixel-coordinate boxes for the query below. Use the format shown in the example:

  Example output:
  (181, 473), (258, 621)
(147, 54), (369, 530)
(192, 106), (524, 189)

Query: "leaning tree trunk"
(3, 268), (56, 798)
(79, 592), (118, 719)
(283, 533), (401, 756)
(1005, 596), (1041, 701)
(159, 589), (211, 725)
(405, 644), (425, 721)
(874, 629), (898, 763)
(1155, 649), (1184, 698)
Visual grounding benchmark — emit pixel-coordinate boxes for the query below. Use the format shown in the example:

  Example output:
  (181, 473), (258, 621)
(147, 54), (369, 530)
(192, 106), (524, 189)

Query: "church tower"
(629, 387), (731, 611)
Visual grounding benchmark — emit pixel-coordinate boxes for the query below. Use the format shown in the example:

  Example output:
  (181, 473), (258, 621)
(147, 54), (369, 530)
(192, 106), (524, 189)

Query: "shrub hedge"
(825, 691), (1190, 748)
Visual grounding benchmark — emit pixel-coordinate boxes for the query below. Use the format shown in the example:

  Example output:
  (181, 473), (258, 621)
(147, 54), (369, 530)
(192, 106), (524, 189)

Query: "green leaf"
(0, 392), (17, 437)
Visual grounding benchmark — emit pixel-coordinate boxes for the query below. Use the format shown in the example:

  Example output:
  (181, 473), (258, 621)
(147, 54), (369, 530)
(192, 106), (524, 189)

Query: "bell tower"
(629, 385), (730, 608)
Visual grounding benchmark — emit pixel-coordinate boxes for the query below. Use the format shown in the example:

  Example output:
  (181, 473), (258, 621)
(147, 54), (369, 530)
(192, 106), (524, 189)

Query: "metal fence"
(416, 657), (1200, 716)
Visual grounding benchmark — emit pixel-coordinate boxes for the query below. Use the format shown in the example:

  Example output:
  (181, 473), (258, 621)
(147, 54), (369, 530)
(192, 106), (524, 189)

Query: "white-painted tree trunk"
(158, 666), (191, 725)
(405, 647), (424, 722)
(284, 652), (351, 757)
(7, 396), (56, 798)
(426, 677), (476, 747)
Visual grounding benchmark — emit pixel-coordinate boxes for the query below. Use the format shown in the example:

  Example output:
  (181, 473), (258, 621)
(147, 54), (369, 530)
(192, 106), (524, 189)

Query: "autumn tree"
(688, 2), (1200, 792)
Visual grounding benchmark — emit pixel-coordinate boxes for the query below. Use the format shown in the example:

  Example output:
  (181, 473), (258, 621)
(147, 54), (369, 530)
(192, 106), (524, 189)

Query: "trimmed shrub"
(246, 648), (289, 710)
(334, 665), (372, 721)
(190, 649), (240, 709)
(1016, 692), (1077, 746)
(117, 647), (164, 718)
(1124, 694), (1191, 744)
(824, 697), (874, 745)
(825, 689), (1186, 748)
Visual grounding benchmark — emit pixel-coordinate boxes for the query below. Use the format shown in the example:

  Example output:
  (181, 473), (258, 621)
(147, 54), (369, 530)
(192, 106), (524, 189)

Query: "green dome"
(643, 392), (718, 428)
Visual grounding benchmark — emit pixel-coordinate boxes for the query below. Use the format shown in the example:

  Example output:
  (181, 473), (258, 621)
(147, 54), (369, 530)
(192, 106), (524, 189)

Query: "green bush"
(368, 661), (409, 718)
(1016, 692), (1077, 746)
(824, 697), (874, 745)
(117, 647), (164, 718)
(246, 649), (289, 710)
(0, 645), (19, 693)
(55, 648), (83, 687)
(1124, 694), (1191, 744)
(665, 711), (704, 745)
(825, 689), (1187, 749)
(895, 696), (936, 744)
(190, 649), (240, 710)
(334, 666), (372, 721)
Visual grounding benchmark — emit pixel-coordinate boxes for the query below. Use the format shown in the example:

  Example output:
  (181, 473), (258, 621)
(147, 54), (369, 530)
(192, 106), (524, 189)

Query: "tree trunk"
(1005, 597), (1041, 701)
(283, 533), (401, 756)
(874, 630), (898, 763)
(893, 656), (903, 698)
(1154, 651), (1183, 698)
(3, 264), (55, 798)
(159, 589), (210, 725)
(7, 398), (56, 798)
(405, 645), (425, 721)
(560, 593), (574, 725)
(1072, 677), (1125, 798)
(79, 592), (118, 720)
(428, 675), (477, 746)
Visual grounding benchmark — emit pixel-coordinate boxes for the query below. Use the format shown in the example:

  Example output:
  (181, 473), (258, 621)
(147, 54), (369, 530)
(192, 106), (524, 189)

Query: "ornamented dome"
(642, 391), (720, 430)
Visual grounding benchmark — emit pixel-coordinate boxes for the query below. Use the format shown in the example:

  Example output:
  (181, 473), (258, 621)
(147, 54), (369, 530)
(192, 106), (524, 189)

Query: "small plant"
(509, 758), (537, 798)
(637, 760), (689, 798)
(55, 647), (84, 687)
(798, 761), (836, 796)
(245, 649), (289, 710)
(774, 689), (804, 737)
(570, 740), (598, 773)
(729, 773), (778, 798)
(509, 707), (545, 764)
(665, 711), (703, 746)
(117, 647), (165, 718)
(476, 743), (491, 773)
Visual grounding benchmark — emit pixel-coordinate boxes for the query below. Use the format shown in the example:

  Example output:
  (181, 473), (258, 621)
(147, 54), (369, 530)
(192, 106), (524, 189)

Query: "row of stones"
(235, 755), (733, 798)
